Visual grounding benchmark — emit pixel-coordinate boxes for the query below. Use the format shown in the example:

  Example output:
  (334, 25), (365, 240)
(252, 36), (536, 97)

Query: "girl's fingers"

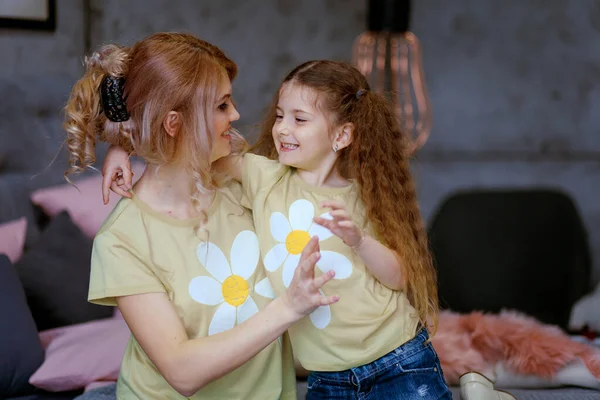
(121, 165), (134, 190)
(338, 220), (355, 228)
(314, 217), (337, 230)
(320, 200), (345, 210)
(329, 209), (349, 219)
(110, 182), (132, 199)
(101, 171), (115, 205)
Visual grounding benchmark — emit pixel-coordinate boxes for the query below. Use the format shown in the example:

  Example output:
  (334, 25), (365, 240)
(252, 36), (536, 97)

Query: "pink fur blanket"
(432, 310), (600, 385)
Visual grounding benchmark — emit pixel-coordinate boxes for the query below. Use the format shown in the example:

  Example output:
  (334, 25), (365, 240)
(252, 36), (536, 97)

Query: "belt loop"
(350, 371), (358, 387)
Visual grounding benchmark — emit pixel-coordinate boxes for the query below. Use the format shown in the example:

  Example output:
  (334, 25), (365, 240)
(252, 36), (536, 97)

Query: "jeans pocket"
(395, 345), (440, 374)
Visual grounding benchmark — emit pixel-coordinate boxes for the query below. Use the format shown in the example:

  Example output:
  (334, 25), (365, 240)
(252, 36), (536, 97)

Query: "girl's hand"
(281, 236), (339, 319)
(101, 145), (134, 205)
(313, 201), (364, 248)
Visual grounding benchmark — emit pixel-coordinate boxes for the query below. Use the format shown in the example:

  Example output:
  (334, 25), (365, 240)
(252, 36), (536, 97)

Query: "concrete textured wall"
(410, 0), (600, 284)
(0, 0), (85, 78)
(1, 0), (599, 283)
(95, 0), (366, 130)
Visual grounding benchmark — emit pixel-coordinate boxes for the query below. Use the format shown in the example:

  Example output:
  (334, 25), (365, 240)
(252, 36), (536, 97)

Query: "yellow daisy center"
(285, 230), (311, 255)
(221, 275), (249, 307)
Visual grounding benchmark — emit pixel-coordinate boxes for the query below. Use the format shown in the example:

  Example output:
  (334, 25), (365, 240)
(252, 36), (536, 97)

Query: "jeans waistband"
(311, 327), (430, 383)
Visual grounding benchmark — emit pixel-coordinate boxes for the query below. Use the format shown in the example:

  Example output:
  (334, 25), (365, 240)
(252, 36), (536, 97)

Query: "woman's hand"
(101, 145), (134, 204)
(280, 236), (339, 320)
(314, 201), (364, 248)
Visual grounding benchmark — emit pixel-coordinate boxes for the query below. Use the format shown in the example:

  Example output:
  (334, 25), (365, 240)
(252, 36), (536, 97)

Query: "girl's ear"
(163, 111), (181, 138)
(333, 122), (354, 152)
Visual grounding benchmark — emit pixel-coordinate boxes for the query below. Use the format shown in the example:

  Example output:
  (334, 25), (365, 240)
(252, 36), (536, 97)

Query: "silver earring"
(334, 144), (338, 153)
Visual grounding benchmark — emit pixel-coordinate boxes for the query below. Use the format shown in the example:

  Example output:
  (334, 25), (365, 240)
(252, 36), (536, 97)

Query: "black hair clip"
(100, 75), (130, 122)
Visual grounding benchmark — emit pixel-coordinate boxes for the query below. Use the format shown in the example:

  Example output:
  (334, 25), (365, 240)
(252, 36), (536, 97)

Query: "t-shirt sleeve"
(241, 153), (287, 209)
(89, 230), (166, 306)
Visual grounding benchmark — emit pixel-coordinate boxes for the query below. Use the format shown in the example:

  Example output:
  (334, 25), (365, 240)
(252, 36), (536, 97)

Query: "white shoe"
(460, 371), (517, 400)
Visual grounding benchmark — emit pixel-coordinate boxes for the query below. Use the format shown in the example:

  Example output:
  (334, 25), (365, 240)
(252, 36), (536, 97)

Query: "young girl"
(104, 60), (451, 399)
(65, 33), (339, 400)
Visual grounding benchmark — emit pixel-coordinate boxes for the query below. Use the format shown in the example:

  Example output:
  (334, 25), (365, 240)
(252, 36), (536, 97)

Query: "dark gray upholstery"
(429, 188), (591, 331)
(0, 255), (44, 398)
(15, 211), (113, 331)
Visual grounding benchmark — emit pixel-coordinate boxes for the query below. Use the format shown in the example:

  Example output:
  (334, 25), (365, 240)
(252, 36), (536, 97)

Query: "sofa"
(428, 189), (600, 399)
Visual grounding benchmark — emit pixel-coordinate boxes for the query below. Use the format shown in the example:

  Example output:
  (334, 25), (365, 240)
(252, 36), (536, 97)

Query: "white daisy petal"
(255, 278), (276, 299)
(308, 212), (334, 241)
(208, 303), (237, 336)
(264, 243), (288, 272)
(289, 199), (314, 232)
(310, 294), (331, 329)
(197, 242), (231, 283)
(189, 276), (224, 305)
(237, 296), (259, 324)
(270, 212), (292, 243)
(317, 251), (353, 280)
(282, 254), (301, 288)
(230, 230), (260, 280)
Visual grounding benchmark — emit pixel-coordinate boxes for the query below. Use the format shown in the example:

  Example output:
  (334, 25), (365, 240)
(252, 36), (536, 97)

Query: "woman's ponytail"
(63, 44), (132, 179)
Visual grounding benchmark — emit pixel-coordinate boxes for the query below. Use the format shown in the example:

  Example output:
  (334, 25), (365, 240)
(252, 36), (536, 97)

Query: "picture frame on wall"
(0, 0), (56, 31)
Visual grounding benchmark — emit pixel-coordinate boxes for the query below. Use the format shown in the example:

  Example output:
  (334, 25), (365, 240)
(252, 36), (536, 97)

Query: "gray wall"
(1, 0), (599, 283)
(94, 0), (366, 130)
(411, 0), (600, 284)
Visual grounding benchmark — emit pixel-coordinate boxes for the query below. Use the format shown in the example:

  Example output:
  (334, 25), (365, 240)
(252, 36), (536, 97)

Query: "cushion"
(31, 162), (146, 238)
(0, 173), (41, 246)
(15, 211), (114, 331)
(30, 317), (129, 392)
(4, 389), (83, 400)
(0, 255), (45, 398)
(0, 217), (27, 262)
(569, 285), (600, 333)
(428, 189), (591, 331)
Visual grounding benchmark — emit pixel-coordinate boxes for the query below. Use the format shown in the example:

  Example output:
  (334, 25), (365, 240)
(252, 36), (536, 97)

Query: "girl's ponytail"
(347, 89), (439, 333)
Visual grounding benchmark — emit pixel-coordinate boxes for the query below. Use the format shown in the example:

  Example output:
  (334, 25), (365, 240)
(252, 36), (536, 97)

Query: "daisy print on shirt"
(189, 230), (276, 335)
(263, 199), (353, 329)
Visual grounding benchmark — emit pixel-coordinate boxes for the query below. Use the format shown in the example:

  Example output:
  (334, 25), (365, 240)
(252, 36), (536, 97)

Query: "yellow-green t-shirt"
(242, 153), (420, 372)
(89, 183), (296, 399)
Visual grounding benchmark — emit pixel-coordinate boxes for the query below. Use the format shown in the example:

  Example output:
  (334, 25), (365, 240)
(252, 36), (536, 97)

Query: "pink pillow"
(31, 162), (145, 238)
(30, 316), (130, 392)
(0, 217), (27, 262)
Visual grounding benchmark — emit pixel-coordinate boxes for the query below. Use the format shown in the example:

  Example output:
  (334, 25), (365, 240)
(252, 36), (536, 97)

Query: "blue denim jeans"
(306, 328), (452, 399)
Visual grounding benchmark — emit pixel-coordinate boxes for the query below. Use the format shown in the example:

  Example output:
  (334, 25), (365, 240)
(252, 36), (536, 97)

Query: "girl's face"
(210, 79), (240, 163)
(272, 83), (336, 171)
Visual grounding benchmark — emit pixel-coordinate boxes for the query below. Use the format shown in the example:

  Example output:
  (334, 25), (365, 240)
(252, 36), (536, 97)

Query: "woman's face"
(210, 79), (240, 163)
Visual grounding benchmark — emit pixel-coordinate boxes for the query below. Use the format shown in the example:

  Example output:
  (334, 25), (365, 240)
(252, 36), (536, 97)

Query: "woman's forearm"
(118, 293), (300, 397)
(171, 297), (298, 394)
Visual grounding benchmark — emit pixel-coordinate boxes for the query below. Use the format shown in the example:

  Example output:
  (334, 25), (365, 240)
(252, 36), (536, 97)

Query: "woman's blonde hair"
(64, 32), (246, 201)
(253, 60), (439, 333)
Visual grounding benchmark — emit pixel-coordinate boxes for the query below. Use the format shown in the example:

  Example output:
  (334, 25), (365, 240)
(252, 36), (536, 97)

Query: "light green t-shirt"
(242, 153), (420, 372)
(89, 183), (296, 400)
